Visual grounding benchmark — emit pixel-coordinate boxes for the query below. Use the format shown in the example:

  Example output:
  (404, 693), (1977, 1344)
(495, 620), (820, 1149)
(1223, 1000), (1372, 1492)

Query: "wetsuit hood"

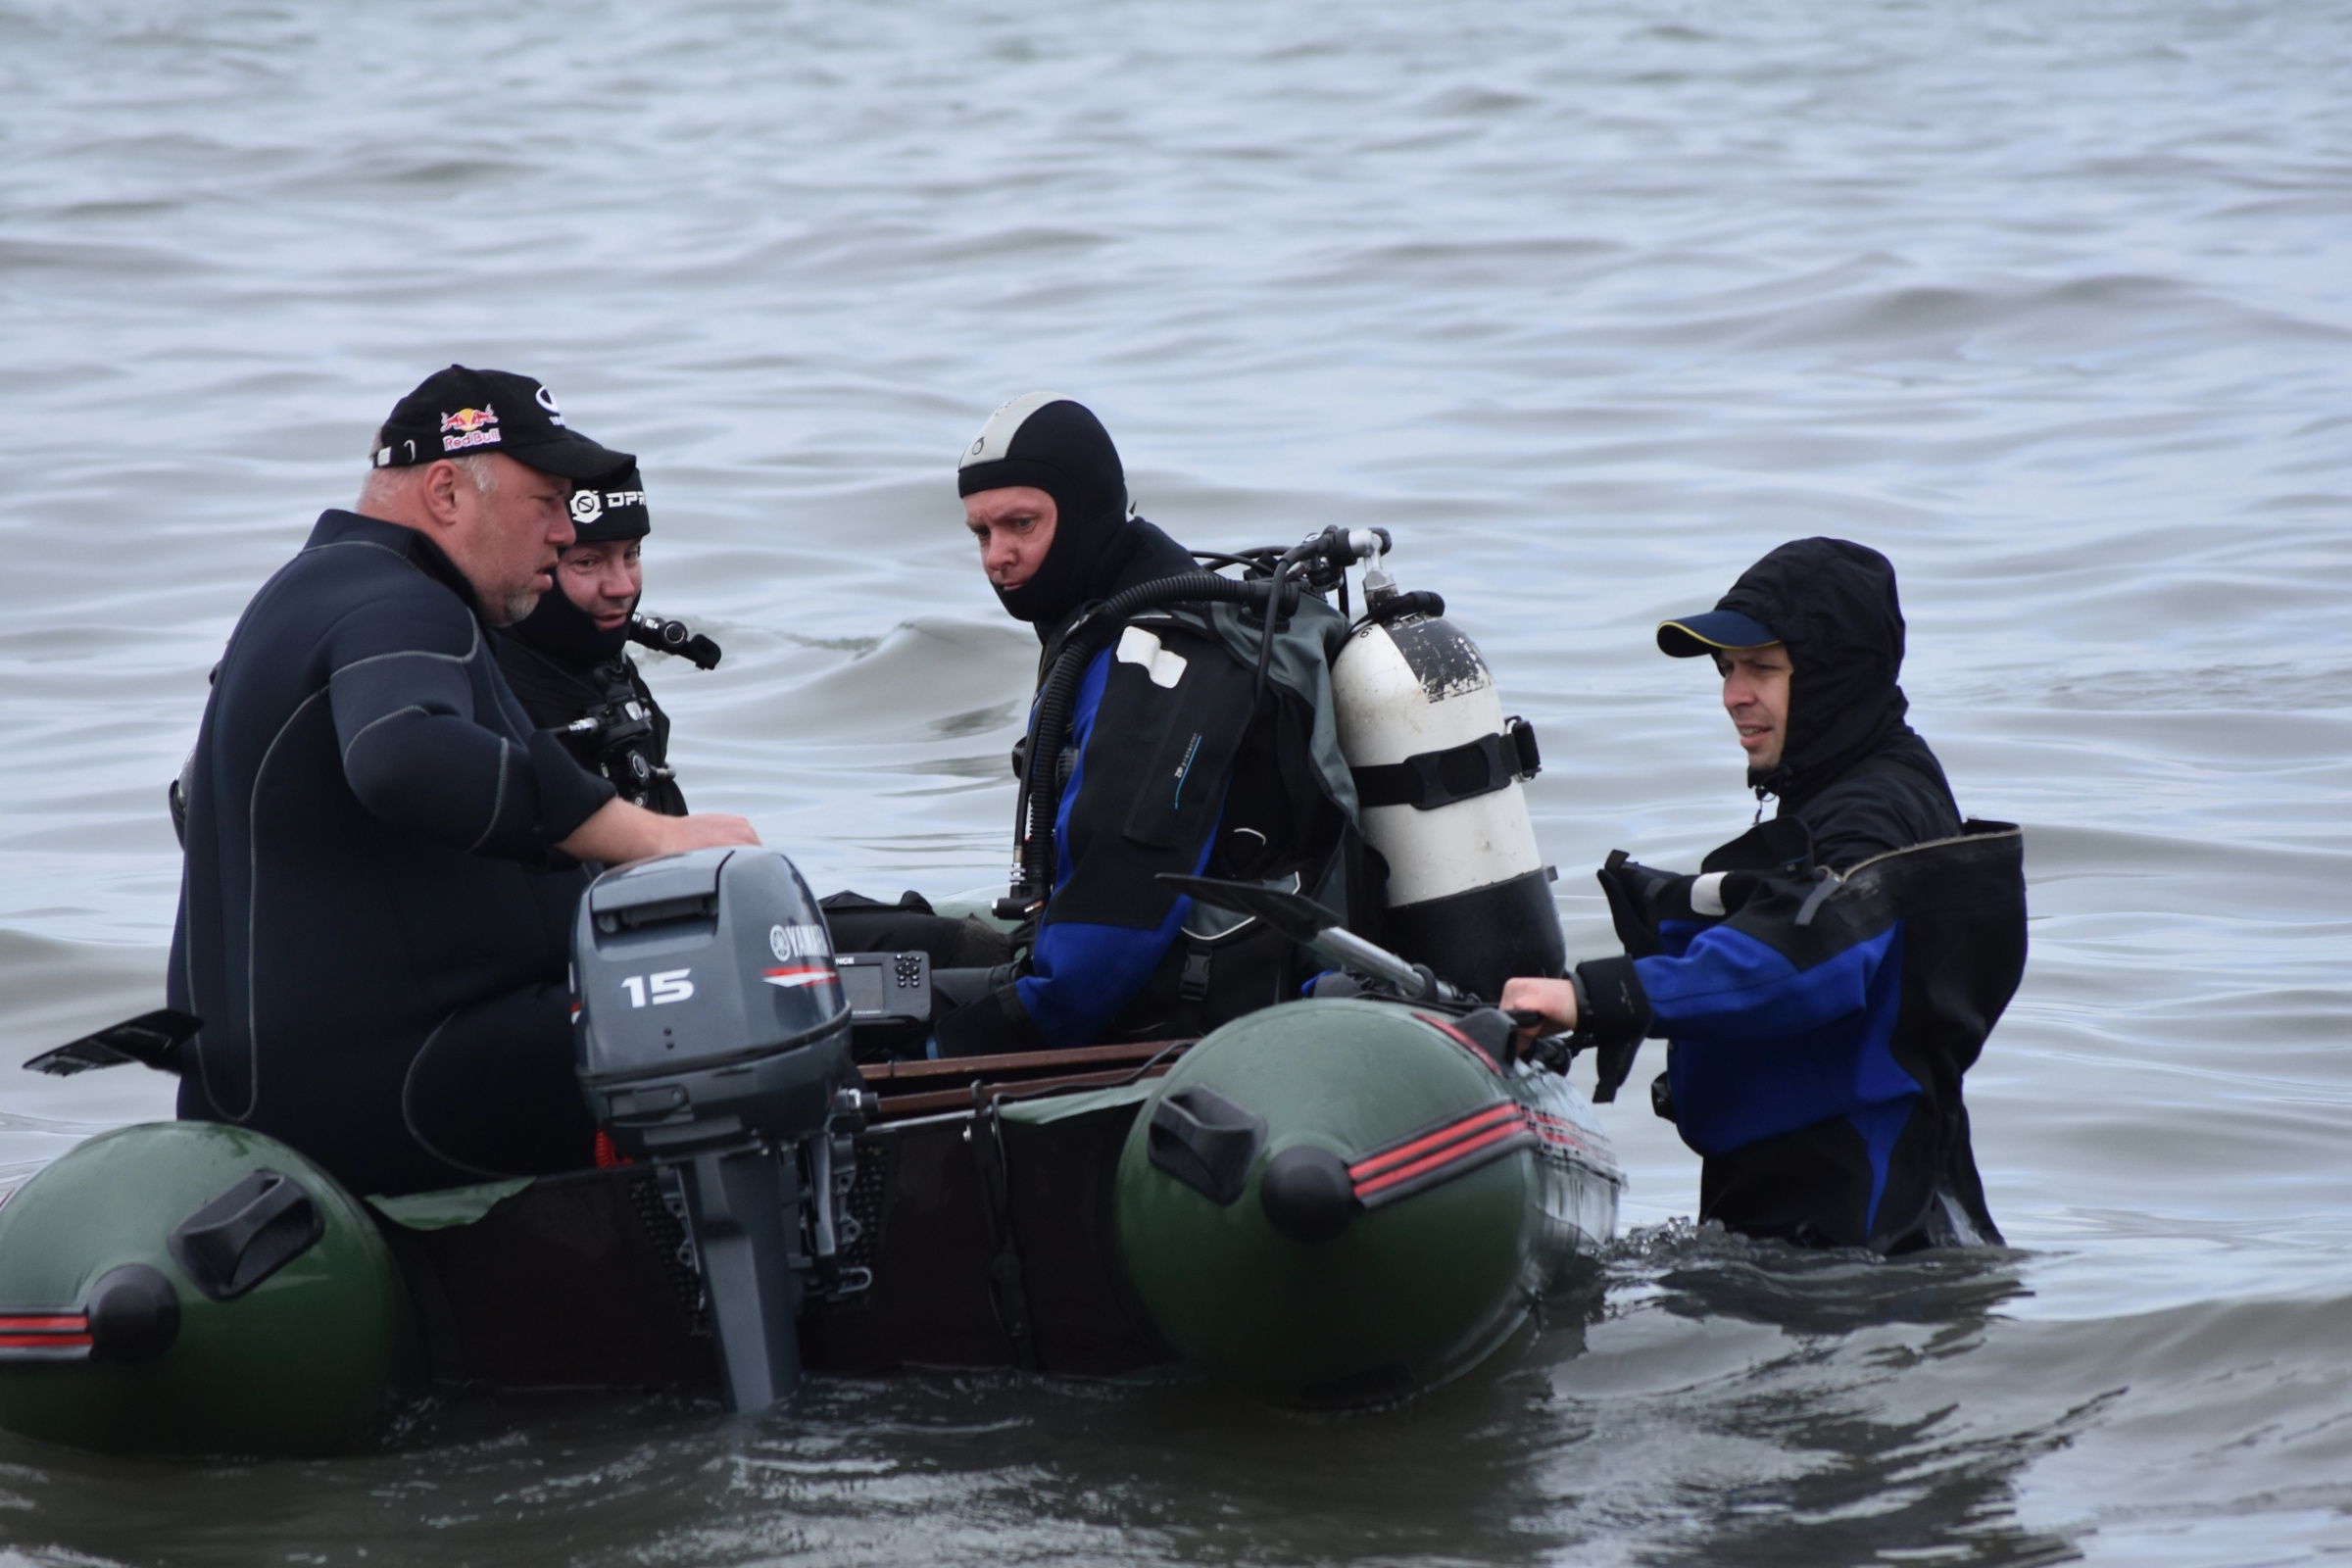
(957, 393), (1140, 634)
(1708, 537), (1922, 809)
(506, 571), (631, 667)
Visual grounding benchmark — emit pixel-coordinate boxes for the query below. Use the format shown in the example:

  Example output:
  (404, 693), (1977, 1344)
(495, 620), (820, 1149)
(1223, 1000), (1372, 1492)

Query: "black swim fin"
(24, 1009), (201, 1077)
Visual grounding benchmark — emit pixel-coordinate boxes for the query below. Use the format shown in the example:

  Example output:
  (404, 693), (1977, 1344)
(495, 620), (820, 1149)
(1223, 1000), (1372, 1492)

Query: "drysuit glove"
(1593, 852), (1687, 956)
(933, 983), (1050, 1059)
(1596, 852), (1780, 956)
(1570, 956), (1654, 1103)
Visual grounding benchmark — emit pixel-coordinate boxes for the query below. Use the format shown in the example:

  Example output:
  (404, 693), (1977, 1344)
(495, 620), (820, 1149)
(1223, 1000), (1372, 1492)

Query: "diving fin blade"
(1156, 874), (1435, 998)
(24, 1009), (202, 1077)
(1156, 874), (1337, 944)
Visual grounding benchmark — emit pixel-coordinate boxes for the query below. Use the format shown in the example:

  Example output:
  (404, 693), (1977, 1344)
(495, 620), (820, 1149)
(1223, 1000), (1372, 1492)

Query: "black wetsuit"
(170, 510), (614, 1199)
(494, 625), (688, 817)
(1576, 539), (2020, 1252)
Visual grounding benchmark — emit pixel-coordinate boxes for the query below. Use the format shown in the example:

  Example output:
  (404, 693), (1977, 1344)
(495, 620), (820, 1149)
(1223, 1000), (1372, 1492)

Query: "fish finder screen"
(834, 952), (932, 1022)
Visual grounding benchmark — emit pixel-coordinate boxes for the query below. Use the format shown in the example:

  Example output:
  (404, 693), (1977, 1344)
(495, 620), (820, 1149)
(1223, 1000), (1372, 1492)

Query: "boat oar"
(1156, 875), (1462, 1003)
(23, 1009), (201, 1077)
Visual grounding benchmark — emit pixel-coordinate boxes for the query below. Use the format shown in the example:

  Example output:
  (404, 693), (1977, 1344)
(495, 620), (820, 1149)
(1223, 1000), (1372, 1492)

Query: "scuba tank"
(1331, 544), (1564, 1003)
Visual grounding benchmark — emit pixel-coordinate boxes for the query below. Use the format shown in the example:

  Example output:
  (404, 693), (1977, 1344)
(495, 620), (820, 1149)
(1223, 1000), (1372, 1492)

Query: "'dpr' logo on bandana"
(439, 405), (501, 453)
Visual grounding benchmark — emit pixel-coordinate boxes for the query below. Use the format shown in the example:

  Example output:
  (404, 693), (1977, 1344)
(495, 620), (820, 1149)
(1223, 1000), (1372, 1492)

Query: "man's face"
(557, 540), (644, 631)
(1717, 644), (1793, 772)
(438, 455), (575, 625)
(962, 486), (1057, 590)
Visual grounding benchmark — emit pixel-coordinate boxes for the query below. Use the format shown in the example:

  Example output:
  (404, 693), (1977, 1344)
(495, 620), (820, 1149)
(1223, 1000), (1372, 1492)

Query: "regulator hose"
(1011, 571), (1301, 906)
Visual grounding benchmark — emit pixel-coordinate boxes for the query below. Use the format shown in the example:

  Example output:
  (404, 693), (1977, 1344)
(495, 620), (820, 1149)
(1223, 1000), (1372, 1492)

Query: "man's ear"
(417, 461), (466, 532)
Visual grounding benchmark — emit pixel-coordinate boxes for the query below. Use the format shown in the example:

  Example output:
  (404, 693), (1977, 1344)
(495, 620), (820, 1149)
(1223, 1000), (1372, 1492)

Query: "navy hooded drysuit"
(936, 396), (1356, 1055)
(1571, 539), (2024, 1252)
(171, 510), (617, 1198)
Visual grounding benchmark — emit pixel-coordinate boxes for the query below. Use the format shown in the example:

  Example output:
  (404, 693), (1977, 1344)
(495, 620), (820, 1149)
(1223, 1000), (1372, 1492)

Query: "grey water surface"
(2, 0), (2349, 1562)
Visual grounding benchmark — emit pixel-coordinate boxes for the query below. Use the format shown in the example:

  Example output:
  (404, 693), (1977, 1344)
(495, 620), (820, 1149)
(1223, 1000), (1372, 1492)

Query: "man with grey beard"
(169, 366), (758, 1198)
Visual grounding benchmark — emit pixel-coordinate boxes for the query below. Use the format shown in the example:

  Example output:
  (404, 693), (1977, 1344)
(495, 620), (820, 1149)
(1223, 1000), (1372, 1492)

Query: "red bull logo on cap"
(439, 404), (501, 452)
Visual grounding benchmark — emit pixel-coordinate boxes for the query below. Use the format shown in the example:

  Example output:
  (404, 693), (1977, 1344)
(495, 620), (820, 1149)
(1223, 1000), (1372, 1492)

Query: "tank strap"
(1350, 717), (1540, 811)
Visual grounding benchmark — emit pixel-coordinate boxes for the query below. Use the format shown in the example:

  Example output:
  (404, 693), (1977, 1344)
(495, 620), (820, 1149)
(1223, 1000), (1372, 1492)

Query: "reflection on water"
(2, 0), (2350, 1559)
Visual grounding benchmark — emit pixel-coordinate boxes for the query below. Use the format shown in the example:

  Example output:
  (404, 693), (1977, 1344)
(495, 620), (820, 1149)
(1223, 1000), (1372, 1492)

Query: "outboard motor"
(1331, 545), (1565, 1001)
(572, 847), (854, 1412)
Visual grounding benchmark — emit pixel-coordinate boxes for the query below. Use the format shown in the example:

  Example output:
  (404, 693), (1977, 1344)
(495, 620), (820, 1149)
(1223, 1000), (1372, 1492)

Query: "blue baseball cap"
(1656, 608), (1780, 658)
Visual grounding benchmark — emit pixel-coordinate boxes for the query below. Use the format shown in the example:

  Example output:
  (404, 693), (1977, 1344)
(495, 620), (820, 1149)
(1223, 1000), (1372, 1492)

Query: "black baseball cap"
(370, 366), (633, 482)
(565, 464), (651, 544)
(1656, 607), (1780, 658)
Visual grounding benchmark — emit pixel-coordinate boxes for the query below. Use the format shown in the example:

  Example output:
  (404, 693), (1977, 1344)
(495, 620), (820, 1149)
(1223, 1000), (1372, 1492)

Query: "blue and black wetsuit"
(1573, 539), (2024, 1252)
(941, 517), (1357, 1054)
(935, 539), (1362, 1058)
(939, 396), (1358, 1056)
(170, 510), (616, 1198)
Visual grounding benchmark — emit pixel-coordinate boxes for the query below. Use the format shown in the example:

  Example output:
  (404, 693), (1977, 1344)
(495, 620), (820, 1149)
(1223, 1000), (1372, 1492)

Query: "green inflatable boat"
(0, 1006), (1618, 1457)
(0, 861), (1621, 1458)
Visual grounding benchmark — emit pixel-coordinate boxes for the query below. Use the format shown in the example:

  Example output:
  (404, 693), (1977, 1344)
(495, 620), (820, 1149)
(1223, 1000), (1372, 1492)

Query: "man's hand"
(1499, 976), (1578, 1038)
(556, 797), (760, 866)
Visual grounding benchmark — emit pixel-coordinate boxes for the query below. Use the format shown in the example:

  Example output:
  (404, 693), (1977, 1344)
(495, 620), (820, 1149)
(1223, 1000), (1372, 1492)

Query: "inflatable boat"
(0, 965), (1619, 1457)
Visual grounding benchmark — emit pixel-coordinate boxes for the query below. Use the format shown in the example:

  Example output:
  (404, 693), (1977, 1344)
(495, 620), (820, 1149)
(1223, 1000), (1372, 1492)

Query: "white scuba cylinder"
(1330, 560), (1565, 1001)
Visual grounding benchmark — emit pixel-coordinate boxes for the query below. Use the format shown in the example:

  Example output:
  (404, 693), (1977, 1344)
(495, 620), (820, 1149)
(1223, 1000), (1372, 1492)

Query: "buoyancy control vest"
(995, 564), (1366, 1048)
(1581, 816), (2026, 1252)
(1127, 589), (1371, 1037)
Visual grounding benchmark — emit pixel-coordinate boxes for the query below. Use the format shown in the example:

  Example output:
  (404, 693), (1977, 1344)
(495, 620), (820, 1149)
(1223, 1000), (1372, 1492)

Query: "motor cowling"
(1332, 586), (1565, 1002)
(571, 847), (853, 1413)
(573, 847), (851, 1157)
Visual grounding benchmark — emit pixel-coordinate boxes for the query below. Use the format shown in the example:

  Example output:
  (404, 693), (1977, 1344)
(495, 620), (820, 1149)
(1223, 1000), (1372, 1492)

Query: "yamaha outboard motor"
(572, 847), (853, 1412)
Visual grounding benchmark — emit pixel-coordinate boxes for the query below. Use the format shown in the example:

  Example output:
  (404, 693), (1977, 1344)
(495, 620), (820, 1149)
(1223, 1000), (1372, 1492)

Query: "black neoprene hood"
(957, 393), (1135, 627)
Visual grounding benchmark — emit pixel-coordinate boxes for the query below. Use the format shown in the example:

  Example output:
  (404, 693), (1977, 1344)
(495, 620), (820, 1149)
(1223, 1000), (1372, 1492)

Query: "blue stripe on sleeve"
(1047, 648), (1114, 899)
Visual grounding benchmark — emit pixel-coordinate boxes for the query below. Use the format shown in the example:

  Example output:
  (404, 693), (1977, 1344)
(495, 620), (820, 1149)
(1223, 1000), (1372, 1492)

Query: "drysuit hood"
(1706, 537), (1920, 808)
(958, 393), (1141, 632)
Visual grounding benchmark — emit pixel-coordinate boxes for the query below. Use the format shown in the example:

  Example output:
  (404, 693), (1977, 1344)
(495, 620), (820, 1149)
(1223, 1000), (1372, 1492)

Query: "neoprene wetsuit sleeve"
(326, 600), (615, 857)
